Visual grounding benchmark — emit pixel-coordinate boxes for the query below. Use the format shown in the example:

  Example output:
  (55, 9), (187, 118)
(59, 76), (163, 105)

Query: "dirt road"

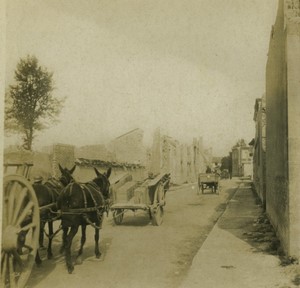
(26, 180), (237, 288)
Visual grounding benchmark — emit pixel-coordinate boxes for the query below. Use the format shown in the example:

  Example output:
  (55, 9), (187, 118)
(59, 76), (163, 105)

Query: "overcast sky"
(5, 0), (278, 156)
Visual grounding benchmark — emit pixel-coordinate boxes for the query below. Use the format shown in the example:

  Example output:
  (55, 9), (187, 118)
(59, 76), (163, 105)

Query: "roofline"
(115, 128), (142, 139)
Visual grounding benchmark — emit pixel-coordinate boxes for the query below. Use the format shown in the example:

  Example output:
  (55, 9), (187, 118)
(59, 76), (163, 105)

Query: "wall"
(231, 143), (253, 177)
(3, 144), (75, 181)
(253, 96), (267, 207)
(52, 143), (75, 178)
(75, 144), (115, 161)
(232, 147), (240, 176)
(110, 128), (147, 165)
(285, 0), (300, 258)
(266, 0), (300, 258)
(149, 129), (211, 184)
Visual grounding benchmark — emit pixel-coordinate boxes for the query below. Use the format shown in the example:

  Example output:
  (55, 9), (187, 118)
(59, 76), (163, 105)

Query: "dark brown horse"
(57, 167), (111, 274)
(33, 164), (76, 264)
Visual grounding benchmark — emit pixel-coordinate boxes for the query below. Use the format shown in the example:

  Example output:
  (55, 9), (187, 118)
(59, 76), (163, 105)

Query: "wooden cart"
(110, 173), (170, 226)
(1, 163), (40, 288)
(198, 173), (220, 194)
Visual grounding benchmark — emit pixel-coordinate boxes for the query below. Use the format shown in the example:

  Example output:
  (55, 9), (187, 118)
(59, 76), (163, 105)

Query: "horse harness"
(36, 177), (67, 225)
(60, 182), (109, 229)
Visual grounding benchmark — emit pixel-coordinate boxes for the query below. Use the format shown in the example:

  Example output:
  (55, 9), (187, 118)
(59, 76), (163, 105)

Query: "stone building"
(149, 129), (210, 184)
(110, 128), (147, 165)
(231, 139), (253, 178)
(265, 0), (300, 258)
(75, 144), (115, 161)
(252, 95), (267, 208)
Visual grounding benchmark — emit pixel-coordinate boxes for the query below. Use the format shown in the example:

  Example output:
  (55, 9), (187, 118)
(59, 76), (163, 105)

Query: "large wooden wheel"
(1, 175), (40, 288)
(151, 183), (165, 226)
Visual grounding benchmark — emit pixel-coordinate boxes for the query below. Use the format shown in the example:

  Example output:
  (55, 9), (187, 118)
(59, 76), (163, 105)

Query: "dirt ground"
(25, 180), (236, 288)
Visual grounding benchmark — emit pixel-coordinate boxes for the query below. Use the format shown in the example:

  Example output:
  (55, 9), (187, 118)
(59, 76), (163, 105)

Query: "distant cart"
(110, 173), (171, 226)
(198, 173), (220, 194)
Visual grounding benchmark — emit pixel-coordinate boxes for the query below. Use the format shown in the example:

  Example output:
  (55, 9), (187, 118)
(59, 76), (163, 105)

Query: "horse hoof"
(95, 253), (101, 259)
(35, 260), (42, 267)
(67, 266), (74, 274)
(47, 253), (53, 260)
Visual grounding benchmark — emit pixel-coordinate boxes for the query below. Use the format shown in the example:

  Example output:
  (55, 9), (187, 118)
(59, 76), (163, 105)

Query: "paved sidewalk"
(180, 180), (297, 288)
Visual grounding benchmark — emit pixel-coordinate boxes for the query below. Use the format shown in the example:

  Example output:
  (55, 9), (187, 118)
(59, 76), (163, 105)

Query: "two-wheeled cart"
(198, 173), (220, 194)
(110, 173), (170, 226)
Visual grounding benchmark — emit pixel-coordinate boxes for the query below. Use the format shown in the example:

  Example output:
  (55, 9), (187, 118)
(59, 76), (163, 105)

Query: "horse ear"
(106, 167), (112, 179)
(69, 165), (76, 174)
(59, 164), (64, 174)
(94, 167), (101, 177)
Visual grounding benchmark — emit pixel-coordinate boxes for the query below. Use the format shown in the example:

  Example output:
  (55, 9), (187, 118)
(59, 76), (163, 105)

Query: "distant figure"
(206, 166), (212, 173)
(213, 163), (221, 176)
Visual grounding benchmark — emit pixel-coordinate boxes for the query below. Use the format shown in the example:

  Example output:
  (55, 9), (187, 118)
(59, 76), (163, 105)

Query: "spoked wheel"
(151, 183), (165, 226)
(113, 209), (124, 225)
(1, 175), (40, 288)
(151, 206), (164, 226)
(216, 183), (220, 194)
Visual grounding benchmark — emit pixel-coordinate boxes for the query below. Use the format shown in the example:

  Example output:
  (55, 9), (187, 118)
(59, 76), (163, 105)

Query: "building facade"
(252, 96), (267, 208)
(149, 129), (211, 184)
(265, 0), (300, 258)
(231, 139), (253, 178)
(110, 128), (147, 165)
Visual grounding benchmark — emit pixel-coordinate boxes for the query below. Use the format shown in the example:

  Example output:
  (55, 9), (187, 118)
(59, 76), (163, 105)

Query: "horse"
(32, 164), (76, 264)
(57, 167), (111, 274)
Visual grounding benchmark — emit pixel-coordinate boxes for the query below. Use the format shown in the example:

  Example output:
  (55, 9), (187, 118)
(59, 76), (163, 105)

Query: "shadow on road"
(26, 243), (63, 287)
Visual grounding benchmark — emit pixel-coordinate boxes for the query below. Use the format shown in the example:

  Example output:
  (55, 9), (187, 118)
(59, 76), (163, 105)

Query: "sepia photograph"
(1, 0), (300, 287)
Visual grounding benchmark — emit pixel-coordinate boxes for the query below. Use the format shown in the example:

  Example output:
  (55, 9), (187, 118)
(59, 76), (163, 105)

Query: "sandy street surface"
(26, 180), (237, 288)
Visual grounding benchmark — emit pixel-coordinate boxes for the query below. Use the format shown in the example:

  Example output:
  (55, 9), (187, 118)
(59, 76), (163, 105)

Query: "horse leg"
(76, 225), (86, 265)
(149, 209), (152, 220)
(60, 226), (69, 254)
(65, 225), (79, 274)
(47, 221), (54, 259)
(35, 249), (42, 266)
(94, 222), (101, 259)
(39, 221), (45, 248)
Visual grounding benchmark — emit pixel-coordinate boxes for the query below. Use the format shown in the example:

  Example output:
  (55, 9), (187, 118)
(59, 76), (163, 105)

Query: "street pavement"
(180, 179), (299, 288)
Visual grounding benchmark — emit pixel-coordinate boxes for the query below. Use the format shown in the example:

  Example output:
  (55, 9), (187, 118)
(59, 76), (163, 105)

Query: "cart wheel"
(151, 183), (165, 226)
(113, 209), (124, 225)
(216, 184), (220, 194)
(151, 206), (164, 226)
(1, 175), (40, 288)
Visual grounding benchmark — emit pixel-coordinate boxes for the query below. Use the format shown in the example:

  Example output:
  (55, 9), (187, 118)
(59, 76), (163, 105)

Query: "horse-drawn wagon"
(1, 162), (77, 286)
(198, 173), (220, 194)
(2, 163), (40, 288)
(110, 172), (170, 226)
